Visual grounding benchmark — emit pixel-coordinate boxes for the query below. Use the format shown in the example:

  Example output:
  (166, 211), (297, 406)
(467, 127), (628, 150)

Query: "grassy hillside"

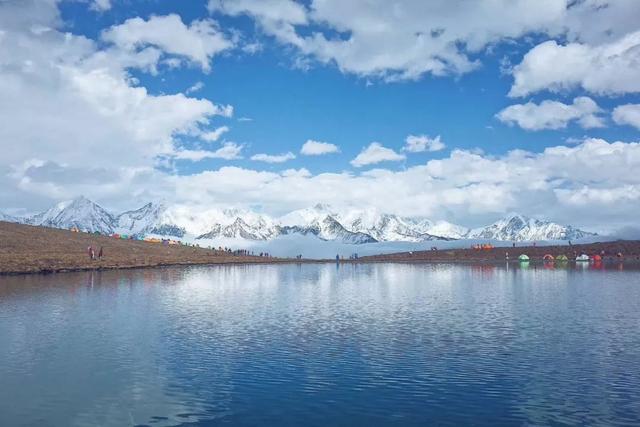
(0, 221), (288, 274)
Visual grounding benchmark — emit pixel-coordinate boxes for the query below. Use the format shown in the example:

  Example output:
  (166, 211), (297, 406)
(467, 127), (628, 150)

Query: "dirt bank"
(0, 221), (295, 275)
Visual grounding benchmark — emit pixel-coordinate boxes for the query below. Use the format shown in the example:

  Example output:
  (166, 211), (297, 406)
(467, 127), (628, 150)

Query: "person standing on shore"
(98, 247), (103, 259)
(87, 246), (93, 260)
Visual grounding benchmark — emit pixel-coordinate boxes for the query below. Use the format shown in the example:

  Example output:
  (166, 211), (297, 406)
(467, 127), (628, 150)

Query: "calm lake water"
(1, 263), (640, 426)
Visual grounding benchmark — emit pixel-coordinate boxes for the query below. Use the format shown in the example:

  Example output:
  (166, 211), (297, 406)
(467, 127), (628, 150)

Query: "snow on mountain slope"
(0, 211), (21, 223)
(28, 196), (116, 234)
(412, 219), (469, 240)
(7, 198), (598, 244)
(116, 202), (165, 235)
(467, 213), (595, 241)
(337, 209), (447, 241)
(280, 205), (378, 243)
(196, 213), (280, 240)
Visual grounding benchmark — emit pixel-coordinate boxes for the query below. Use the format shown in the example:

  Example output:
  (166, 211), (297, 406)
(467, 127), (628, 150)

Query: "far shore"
(354, 241), (640, 264)
(2, 221), (639, 276)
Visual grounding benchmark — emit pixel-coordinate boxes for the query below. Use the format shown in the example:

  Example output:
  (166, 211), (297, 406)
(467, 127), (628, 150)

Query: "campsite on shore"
(0, 221), (292, 275)
(1, 220), (639, 275)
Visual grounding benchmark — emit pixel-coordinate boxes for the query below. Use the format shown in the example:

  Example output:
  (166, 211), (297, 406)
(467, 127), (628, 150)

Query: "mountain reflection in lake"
(1, 263), (640, 426)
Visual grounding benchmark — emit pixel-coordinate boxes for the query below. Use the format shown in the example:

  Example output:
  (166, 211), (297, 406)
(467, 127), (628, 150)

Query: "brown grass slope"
(0, 221), (291, 275)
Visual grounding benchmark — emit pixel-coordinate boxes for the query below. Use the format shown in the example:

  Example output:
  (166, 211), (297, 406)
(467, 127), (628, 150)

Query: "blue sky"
(60, 0), (640, 174)
(1, 0), (640, 230)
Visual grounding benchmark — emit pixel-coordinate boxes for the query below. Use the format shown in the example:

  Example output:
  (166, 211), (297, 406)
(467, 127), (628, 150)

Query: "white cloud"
(91, 0), (111, 12)
(251, 152), (296, 163)
(300, 139), (340, 155)
(613, 104), (640, 130)
(242, 41), (263, 54)
(201, 126), (230, 142)
(208, 0), (308, 46)
(0, 0), (236, 211)
(158, 138), (640, 232)
(102, 14), (234, 72)
(351, 142), (405, 167)
(173, 143), (243, 161)
(9, 133), (640, 232)
(403, 135), (445, 152)
(497, 97), (605, 131)
(186, 81), (204, 94)
(209, 0), (640, 81)
(510, 32), (640, 97)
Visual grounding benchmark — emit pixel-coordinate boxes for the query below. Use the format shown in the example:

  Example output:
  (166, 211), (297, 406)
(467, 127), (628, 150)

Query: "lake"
(1, 263), (639, 426)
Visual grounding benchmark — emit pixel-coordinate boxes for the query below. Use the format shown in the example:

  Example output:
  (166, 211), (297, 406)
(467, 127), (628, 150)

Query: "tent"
(556, 254), (568, 261)
(543, 254), (554, 261)
(591, 254), (602, 262)
(518, 254), (530, 261)
(576, 254), (589, 262)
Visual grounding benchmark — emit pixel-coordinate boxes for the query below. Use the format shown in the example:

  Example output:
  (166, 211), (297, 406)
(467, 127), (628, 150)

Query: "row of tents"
(71, 229), (177, 245)
(518, 254), (617, 262)
(110, 233), (181, 245)
(471, 244), (495, 250)
(68, 227), (203, 248)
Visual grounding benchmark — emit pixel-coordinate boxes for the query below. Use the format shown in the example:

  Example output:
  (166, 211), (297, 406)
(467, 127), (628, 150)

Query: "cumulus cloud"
(209, 0), (640, 81)
(251, 152), (296, 163)
(497, 97), (605, 130)
(613, 104), (640, 130)
(102, 14), (234, 72)
(161, 138), (640, 232)
(403, 135), (445, 152)
(186, 81), (204, 94)
(173, 143), (243, 161)
(300, 139), (340, 155)
(201, 126), (230, 142)
(351, 143), (405, 167)
(0, 0), (235, 211)
(510, 32), (640, 97)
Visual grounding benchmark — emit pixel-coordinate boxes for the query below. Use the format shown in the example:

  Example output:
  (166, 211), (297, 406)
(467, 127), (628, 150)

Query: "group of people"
(215, 247), (272, 257)
(87, 245), (103, 260)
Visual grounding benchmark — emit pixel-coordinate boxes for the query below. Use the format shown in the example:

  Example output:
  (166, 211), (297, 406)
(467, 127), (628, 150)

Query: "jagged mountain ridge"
(1, 197), (597, 243)
(467, 213), (596, 241)
(26, 196), (116, 235)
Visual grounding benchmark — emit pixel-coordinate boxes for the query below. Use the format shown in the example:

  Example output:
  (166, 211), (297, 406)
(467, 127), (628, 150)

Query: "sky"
(1, 0), (640, 231)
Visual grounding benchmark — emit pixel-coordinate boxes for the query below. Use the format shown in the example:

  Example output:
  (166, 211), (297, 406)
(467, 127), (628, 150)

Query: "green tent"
(518, 254), (530, 261)
(556, 254), (568, 261)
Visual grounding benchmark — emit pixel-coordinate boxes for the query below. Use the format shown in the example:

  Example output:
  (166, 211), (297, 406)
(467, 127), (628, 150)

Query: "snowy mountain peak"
(468, 214), (595, 241)
(116, 202), (166, 235)
(313, 203), (332, 211)
(3, 198), (597, 243)
(28, 195), (115, 234)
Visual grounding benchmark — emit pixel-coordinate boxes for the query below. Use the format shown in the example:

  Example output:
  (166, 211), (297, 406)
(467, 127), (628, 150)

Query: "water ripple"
(1, 263), (640, 426)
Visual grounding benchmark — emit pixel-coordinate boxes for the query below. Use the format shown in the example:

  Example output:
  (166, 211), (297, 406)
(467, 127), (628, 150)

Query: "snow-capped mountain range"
(0, 196), (596, 243)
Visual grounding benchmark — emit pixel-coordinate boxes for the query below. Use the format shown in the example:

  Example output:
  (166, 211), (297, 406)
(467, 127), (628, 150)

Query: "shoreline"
(2, 221), (640, 276)
(0, 259), (321, 277)
(4, 256), (639, 277)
